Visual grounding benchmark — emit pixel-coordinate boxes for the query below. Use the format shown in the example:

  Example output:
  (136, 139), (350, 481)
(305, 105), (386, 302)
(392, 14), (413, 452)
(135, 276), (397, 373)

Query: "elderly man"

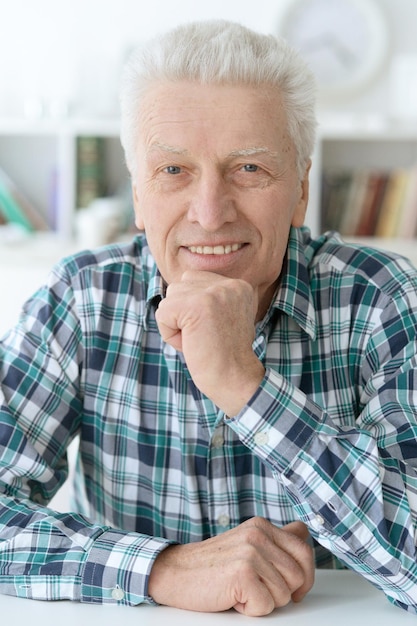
(1, 20), (417, 617)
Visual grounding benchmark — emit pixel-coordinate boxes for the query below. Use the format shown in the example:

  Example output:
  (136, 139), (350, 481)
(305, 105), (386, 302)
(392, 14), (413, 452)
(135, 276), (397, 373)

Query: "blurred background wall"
(1, 0), (417, 121)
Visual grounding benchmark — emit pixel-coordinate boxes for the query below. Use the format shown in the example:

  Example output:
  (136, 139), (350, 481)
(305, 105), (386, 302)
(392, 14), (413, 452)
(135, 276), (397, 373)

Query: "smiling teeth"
(188, 243), (243, 255)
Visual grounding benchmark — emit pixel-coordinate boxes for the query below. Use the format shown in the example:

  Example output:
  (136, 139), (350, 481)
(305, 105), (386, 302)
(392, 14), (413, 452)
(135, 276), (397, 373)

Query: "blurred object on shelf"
(0, 166), (49, 232)
(0, 223), (32, 245)
(75, 196), (125, 249)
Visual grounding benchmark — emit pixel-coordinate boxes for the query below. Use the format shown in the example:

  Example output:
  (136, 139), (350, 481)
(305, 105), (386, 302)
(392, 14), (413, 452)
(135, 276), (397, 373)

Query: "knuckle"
(246, 515), (269, 533)
(235, 559), (256, 579)
(238, 540), (261, 564)
(240, 524), (266, 547)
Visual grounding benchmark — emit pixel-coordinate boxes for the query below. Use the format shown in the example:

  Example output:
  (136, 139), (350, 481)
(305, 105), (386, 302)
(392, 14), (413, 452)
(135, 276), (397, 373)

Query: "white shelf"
(0, 232), (78, 266)
(0, 117), (120, 136)
(317, 113), (417, 139)
(0, 117), (126, 239)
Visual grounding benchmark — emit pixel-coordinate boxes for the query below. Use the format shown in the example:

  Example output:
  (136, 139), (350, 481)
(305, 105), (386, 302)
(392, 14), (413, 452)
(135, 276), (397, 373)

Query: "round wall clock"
(277, 0), (390, 100)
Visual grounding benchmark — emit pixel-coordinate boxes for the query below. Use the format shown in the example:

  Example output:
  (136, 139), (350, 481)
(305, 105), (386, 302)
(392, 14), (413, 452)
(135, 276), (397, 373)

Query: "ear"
(132, 182), (145, 230)
(291, 160), (311, 228)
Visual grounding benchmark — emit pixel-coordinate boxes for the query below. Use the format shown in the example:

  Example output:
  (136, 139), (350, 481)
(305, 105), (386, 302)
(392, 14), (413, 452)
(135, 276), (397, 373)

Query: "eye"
(241, 164), (259, 172)
(164, 165), (182, 175)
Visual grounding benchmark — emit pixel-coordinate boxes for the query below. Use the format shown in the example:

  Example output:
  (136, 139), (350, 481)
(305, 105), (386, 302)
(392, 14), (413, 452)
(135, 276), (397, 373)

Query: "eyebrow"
(147, 143), (279, 160)
(227, 146), (278, 158)
(148, 142), (190, 156)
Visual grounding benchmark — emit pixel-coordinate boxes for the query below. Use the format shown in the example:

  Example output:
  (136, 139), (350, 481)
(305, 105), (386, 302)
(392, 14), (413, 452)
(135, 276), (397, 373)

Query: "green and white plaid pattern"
(1, 227), (417, 612)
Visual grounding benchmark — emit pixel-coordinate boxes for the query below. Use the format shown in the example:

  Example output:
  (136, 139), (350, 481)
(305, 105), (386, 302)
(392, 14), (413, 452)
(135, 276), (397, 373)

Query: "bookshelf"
(0, 118), (129, 239)
(305, 116), (417, 267)
(1, 115), (417, 267)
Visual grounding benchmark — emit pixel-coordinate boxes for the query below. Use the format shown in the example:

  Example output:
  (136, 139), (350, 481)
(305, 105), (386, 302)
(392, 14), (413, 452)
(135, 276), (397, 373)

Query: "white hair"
(120, 20), (317, 179)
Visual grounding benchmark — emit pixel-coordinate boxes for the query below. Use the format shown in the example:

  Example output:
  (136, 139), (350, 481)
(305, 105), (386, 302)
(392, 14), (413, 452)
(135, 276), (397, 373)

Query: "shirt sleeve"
(0, 494), (170, 604)
(0, 266), (171, 605)
(227, 290), (417, 613)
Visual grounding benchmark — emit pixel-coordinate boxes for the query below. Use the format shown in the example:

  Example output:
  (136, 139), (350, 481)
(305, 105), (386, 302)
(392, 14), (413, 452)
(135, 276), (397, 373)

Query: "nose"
(187, 171), (237, 231)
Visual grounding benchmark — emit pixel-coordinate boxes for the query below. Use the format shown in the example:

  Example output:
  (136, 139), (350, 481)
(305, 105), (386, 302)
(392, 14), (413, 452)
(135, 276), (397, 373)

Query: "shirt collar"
(145, 263), (165, 317)
(143, 226), (317, 339)
(269, 227), (317, 339)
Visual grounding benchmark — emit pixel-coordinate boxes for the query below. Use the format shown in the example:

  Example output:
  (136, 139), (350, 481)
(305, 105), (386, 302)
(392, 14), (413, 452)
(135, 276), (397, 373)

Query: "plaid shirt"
(1, 227), (417, 612)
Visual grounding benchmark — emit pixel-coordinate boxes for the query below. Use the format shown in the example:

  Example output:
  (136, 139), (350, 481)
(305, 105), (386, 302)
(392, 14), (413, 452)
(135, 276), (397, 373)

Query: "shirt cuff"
(81, 529), (173, 605)
(227, 367), (325, 472)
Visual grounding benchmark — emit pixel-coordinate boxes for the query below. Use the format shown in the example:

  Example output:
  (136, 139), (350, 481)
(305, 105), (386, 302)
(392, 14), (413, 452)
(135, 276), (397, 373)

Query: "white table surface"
(0, 570), (415, 626)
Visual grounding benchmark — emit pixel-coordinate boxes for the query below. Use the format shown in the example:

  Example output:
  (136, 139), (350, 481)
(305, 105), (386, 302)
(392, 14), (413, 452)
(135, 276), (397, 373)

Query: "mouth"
(187, 243), (244, 255)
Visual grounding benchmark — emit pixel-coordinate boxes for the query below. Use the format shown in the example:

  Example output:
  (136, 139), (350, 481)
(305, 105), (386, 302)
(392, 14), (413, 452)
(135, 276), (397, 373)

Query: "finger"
(231, 561), (290, 616)
(278, 522), (315, 601)
(255, 556), (296, 609)
(155, 306), (183, 350)
(181, 270), (258, 320)
(238, 519), (309, 607)
(265, 540), (310, 603)
(233, 581), (275, 616)
(181, 269), (228, 285)
(283, 520), (310, 541)
(247, 519), (314, 604)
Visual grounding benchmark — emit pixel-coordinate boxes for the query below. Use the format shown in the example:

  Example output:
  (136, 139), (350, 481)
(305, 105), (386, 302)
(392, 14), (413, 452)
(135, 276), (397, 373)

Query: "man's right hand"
(148, 516), (314, 616)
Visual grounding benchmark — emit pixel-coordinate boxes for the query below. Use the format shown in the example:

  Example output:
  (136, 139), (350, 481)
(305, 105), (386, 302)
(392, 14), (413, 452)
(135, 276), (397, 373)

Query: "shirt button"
(212, 433), (224, 448)
(217, 514), (230, 527)
(111, 587), (125, 601)
(312, 514), (325, 530)
(254, 431), (269, 446)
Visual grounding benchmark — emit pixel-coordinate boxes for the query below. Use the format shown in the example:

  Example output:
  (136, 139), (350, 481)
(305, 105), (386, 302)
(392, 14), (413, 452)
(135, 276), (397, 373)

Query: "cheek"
(259, 200), (293, 242)
(257, 208), (291, 269)
(132, 183), (166, 234)
(135, 204), (174, 261)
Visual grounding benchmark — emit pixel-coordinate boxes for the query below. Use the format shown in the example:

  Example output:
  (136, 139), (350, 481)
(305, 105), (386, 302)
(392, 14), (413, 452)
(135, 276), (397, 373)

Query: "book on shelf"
(321, 170), (353, 233)
(321, 165), (417, 239)
(354, 171), (389, 237)
(0, 166), (49, 233)
(76, 136), (106, 209)
(374, 169), (409, 238)
(338, 170), (369, 236)
(395, 166), (417, 238)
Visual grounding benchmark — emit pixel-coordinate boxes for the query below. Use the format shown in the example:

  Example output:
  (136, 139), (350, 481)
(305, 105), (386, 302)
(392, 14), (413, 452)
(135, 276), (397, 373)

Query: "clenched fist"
(155, 270), (265, 416)
(149, 517), (315, 616)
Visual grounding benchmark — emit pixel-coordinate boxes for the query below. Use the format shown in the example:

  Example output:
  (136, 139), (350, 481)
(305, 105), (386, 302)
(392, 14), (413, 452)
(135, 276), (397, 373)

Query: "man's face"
(132, 81), (309, 319)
